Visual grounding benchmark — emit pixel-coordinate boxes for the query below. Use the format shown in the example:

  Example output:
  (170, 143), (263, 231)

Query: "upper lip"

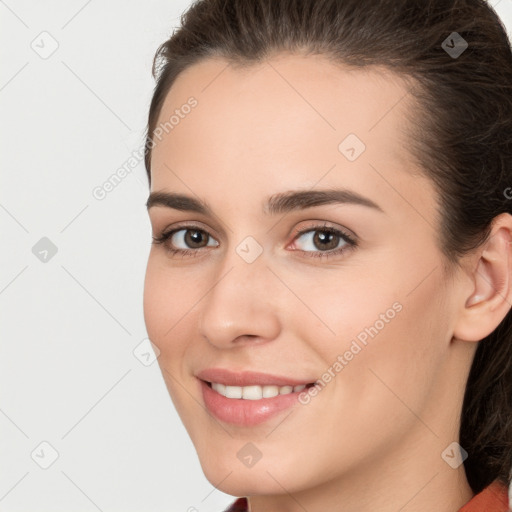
(196, 368), (316, 387)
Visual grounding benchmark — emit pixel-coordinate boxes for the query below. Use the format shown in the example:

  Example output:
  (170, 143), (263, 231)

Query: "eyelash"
(151, 223), (358, 260)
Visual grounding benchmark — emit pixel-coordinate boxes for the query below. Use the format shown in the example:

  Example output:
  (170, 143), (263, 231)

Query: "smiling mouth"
(204, 380), (317, 400)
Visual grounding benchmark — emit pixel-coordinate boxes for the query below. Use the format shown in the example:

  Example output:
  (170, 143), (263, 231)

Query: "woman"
(142, 0), (512, 510)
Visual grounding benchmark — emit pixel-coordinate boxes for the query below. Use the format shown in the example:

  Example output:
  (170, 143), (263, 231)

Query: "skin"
(143, 53), (512, 512)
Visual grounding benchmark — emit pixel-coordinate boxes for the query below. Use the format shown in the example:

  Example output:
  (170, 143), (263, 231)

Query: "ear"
(453, 213), (512, 343)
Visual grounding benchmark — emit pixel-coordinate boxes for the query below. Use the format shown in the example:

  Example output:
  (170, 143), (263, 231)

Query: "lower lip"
(199, 379), (307, 426)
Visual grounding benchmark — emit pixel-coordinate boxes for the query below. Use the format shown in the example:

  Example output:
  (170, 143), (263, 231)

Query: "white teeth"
(224, 385), (242, 399)
(262, 385), (279, 398)
(212, 382), (226, 395)
(210, 382), (307, 400)
(242, 385), (262, 400)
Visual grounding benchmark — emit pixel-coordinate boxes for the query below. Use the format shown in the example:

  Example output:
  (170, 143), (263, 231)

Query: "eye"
(289, 224), (357, 259)
(152, 222), (358, 260)
(152, 225), (219, 257)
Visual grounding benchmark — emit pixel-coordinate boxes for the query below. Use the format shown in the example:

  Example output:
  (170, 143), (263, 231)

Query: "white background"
(1, 1), (511, 511)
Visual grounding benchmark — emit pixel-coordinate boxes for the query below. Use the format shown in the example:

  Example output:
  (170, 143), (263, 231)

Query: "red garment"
(223, 480), (510, 512)
(223, 497), (248, 511)
(457, 480), (510, 512)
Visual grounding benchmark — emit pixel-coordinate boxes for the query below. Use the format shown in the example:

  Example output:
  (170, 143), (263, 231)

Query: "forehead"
(150, 53), (434, 222)
(154, 54), (413, 148)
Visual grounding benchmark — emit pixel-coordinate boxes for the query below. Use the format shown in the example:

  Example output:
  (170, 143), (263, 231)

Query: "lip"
(199, 379), (312, 426)
(196, 368), (316, 387)
(196, 368), (318, 427)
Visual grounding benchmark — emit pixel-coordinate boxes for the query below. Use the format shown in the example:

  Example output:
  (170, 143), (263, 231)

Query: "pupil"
(315, 231), (337, 250)
(187, 229), (205, 247)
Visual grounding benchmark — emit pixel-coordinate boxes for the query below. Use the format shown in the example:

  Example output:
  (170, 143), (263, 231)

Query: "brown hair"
(143, 0), (512, 494)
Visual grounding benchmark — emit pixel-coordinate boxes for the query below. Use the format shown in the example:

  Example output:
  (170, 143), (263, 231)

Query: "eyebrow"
(146, 188), (384, 215)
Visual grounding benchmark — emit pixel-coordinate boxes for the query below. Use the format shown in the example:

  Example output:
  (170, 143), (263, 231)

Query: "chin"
(198, 453), (302, 497)
(203, 468), (284, 497)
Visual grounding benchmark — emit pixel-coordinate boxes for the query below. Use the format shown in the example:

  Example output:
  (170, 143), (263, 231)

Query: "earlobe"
(453, 214), (512, 343)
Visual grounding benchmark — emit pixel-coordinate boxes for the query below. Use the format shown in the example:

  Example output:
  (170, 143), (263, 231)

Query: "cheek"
(143, 260), (168, 344)
(142, 256), (196, 359)
(143, 257), (201, 418)
(279, 262), (405, 368)
(317, 268), (449, 442)
(293, 251), (449, 433)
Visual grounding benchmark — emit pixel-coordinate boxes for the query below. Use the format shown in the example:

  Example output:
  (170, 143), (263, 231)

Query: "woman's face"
(143, 54), (473, 498)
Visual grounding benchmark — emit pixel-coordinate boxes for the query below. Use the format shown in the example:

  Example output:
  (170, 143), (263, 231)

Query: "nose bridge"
(198, 236), (280, 347)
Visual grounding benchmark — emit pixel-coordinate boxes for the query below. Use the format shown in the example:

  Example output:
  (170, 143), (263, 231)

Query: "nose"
(198, 247), (281, 349)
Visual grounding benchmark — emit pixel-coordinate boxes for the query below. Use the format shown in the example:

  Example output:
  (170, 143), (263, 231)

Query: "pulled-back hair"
(143, 0), (512, 493)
